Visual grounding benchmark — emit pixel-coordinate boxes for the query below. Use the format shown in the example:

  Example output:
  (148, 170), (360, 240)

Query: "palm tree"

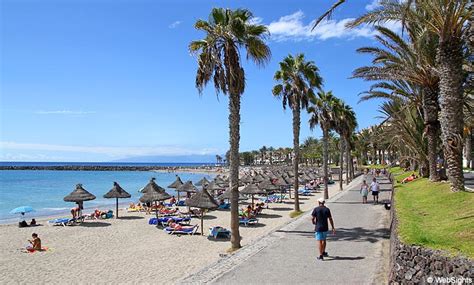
(353, 25), (440, 180)
(349, 0), (473, 191)
(190, 8), (271, 249)
(341, 103), (358, 184)
(272, 54), (323, 212)
(259, 146), (267, 165)
(308, 90), (338, 199)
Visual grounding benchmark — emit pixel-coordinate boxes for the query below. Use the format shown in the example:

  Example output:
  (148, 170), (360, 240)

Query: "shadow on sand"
(117, 216), (144, 220)
(80, 221), (111, 228)
(324, 256), (365, 261)
(258, 213), (282, 219)
(270, 207), (294, 211)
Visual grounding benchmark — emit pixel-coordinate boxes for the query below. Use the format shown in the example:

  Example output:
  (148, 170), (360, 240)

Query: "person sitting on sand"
(129, 202), (135, 209)
(30, 219), (37, 226)
(26, 233), (41, 252)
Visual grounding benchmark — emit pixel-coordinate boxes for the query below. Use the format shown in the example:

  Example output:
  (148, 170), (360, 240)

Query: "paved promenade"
(181, 175), (392, 285)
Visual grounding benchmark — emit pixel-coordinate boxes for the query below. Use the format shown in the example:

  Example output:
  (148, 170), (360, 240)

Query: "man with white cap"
(311, 197), (336, 261)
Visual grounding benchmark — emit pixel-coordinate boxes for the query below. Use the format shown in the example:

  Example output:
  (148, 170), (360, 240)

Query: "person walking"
(360, 180), (369, 204)
(311, 197), (335, 261)
(370, 177), (380, 204)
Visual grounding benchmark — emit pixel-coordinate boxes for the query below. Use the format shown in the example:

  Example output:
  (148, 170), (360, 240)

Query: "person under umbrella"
(139, 178), (171, 224)
(10, 206), (35, 227)
(64, 184), (96, 221)
(185, 188), (218, 235)
(103, 182), (131, 218)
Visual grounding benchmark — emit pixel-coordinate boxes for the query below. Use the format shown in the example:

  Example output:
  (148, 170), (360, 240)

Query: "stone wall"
(388, 189), (473, 284)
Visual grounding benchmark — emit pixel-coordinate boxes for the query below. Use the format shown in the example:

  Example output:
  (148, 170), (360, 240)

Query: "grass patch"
(289, 210), (304, 218)
(393, 170), (474, 258)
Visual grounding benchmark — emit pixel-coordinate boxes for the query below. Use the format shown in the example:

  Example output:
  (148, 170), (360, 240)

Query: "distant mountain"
(113, 155), (217, 163)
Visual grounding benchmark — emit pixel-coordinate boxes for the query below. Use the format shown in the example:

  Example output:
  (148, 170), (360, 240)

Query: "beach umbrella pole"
(201, 210), (204, 236)
(155, 201), (159, 226)
(116, 197), (119, 218)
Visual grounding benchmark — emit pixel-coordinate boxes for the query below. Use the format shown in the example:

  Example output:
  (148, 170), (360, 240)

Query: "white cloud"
(366, 0), (381, 11)
(266, 11), (376, 42)
(265, 11), (402, 42)
(35, 110), (96, 115)
(0, 141), (220, 157)
(169, 21), (181, 29)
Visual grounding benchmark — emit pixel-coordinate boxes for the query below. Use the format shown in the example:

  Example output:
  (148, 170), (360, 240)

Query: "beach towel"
(164, 225), (198, 235)
(21, 247), (51, 254)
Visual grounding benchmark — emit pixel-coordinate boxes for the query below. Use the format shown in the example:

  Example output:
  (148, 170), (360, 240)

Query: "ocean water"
(0, 162), (217, 167)
(0, 169), (214, 223)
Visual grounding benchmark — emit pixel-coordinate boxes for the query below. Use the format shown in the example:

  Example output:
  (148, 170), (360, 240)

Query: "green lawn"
(393, 170), (474, 258)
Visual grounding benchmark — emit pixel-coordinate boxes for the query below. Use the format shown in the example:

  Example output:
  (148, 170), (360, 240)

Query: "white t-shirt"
(370, 182), (379, 192)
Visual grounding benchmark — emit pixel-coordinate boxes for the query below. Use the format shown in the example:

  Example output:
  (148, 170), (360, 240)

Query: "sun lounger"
(149, 216), (191, 226)
(239, 217), (258, 226)
(218, 203), (230, 210)
(164, 225), (199, 235)
(298, 189), (312, 196)
(48, 218), (72, 227)
(209, 226), (231, 239)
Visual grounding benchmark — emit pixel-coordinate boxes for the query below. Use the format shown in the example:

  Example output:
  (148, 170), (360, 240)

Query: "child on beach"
(360, 180), (369, 204)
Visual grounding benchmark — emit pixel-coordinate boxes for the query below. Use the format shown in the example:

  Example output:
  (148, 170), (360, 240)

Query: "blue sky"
(1, 0), (391, 162)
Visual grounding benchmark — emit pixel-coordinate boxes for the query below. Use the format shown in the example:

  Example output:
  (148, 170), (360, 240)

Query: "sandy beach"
(0, 182), (340, 284)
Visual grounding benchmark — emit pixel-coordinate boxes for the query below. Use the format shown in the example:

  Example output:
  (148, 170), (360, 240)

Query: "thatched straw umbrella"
(64, 184), (96, 218)
(206, 181), (226, 197)
(217, 188), (247, 201)
(177, 181), (198, 200)
(253, 174), (265, 183)
(168, 175), (184, 201)
(103, 182), (131, 218)
(240, 174), (253, 184)
(258, 179), (280, 192)
(196, 177), (210, 187)
(139, 178), (171, 222)
(241, 184), (266, 207)
(185, 189), (218, 235)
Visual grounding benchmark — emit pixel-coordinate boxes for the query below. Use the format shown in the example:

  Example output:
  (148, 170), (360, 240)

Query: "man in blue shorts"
(312, 197), (336, 261)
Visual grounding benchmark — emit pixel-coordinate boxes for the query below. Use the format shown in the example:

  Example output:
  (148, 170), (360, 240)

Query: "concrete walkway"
(211, 175), (391, 285)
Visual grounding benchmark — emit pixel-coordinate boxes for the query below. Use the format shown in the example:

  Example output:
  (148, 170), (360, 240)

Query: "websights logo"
(426, 276), (472, 284)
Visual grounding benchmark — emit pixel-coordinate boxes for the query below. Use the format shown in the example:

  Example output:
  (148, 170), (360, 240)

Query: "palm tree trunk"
(292, 104), (301, 212)
(229, 92), (241, 249)
(465, 129), (472, 169)
(339, 139), (343, 191)
(345, 136), (350, 185)
(438, 37), (465, 192)
(322, 126), (329, 199)
(423, 87), (440, 181)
